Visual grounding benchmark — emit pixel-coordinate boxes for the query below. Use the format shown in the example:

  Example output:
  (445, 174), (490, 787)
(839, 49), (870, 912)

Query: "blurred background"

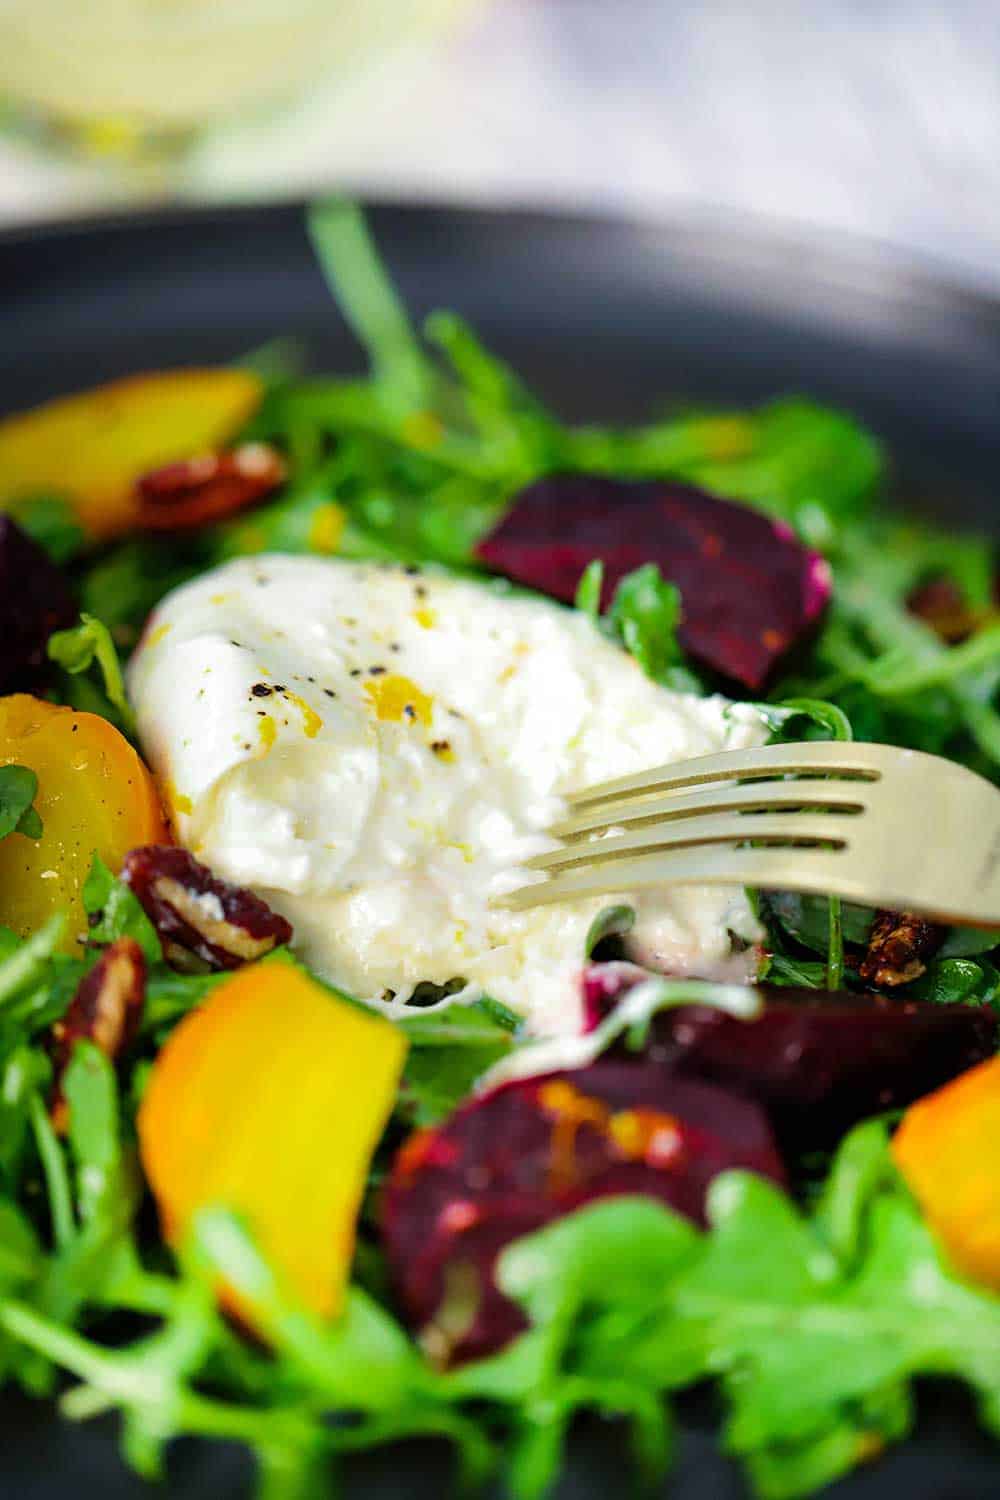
(2, 0), (1000, 290)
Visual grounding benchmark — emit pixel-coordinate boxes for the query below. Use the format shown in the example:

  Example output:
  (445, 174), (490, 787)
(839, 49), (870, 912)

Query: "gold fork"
(491, 741), (1000, 926)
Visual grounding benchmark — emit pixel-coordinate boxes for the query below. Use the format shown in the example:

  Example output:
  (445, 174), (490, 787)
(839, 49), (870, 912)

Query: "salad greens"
(0, 766), (42, 843)
(0, 198), (999, 1497)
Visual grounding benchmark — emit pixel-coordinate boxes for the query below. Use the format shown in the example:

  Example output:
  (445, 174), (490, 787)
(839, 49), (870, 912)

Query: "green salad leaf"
(0, 767), (42, 843)
(82, 855), (161, 965)
(4, 496), (86, 566)
(47, 613), (135, 735)
(396, 996), (520, 1127)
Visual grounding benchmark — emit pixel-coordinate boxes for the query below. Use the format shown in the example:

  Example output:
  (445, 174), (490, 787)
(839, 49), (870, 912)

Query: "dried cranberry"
(121, 845), (292, 971)
(50, 937), (146, 1132)
(135, 442), (286, 532)
(383, 1062), (784, 1364)
(476, 475), (831, 689)
(0, 516), (76, 692)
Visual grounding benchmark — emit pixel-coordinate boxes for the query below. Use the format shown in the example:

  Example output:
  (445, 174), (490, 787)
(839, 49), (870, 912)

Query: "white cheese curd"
(128, 556), (766, 1035)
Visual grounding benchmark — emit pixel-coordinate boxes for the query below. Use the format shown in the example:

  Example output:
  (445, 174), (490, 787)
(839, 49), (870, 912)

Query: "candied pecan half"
(122, 845), (292, 971)
(135, 442), (286, 532)
(0, 516), (76, 692)
(858, 909), (945, 988)
(51, 937), (146, 1132)
(906, 575), (995, 644)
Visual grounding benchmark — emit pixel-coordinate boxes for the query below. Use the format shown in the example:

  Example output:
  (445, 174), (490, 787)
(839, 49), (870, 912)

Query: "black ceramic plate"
(1, 200), (1000, 1499)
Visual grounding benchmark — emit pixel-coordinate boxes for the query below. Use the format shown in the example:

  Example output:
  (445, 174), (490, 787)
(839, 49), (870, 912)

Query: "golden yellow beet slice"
(0, 369), (263, 538)
(138, 961), (407, 1323)
(892, 1053), (1000, 1290)
(0, 694), (169, 946)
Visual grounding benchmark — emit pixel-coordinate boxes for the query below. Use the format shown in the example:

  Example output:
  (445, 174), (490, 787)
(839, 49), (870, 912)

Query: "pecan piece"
(51, 937), (146, 1132)
(122, 845), (293, 971)
(858, 909), (945, 988)
(907, 575), (994, 644)
(135, 442), (286, 532)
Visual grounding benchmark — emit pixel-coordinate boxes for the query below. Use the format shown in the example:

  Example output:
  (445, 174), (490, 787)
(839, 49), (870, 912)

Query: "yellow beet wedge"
(0, 368), (263, 539)
(0, 693), (168, 945)
(138, 961), (407, 1323)
(892, 1053), (1000, 1290)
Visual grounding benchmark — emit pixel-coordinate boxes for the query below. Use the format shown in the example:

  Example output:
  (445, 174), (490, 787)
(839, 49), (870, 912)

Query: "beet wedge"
(0, 517), (76, 692)
(580, 972), (998, 1148)
(383, 1061), (784, 1364)
(476, 474), (831, 688)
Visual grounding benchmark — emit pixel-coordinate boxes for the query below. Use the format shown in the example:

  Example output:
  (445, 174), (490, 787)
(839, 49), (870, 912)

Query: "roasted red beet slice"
(0, 516), (76, 692)
(640, 987), (998, 1147)
(121, 845), (292, 971)
(476, 475), (831, 688)
(383, 1062), (784, 1364)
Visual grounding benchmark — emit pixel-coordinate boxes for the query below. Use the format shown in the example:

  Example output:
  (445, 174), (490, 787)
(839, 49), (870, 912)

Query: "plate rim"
(3, 193), (1000, 337)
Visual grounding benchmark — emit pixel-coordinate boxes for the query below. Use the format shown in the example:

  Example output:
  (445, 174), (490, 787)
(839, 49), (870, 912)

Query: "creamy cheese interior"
(128, 556), (766, 1034)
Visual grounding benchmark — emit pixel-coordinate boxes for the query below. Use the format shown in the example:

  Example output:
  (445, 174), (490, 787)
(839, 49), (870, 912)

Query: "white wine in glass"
(0, 0), (474, 161)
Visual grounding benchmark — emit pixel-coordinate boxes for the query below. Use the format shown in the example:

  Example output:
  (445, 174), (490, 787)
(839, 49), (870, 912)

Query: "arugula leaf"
(584, 903), (636, 955)
(82, 855), (161, 965)
(573, 559), (603, 620)
(756, 697), (855, 989)
(907, 956), (1000, 1010)
(0, 1047), (51, 1195)
(938, 925), (1000, 958)
(605, 564), (690, 688)
(307, 201), (432, 409)
(396, 997), (519, 1127)
(564, 1144), (1000, 1498)
(0, 766), (42, 842)
(4, 496), (86, 565)
(47, 613), (135, 735)
(0, 916), (67, 1012)
(0, 1200), (40, 1295)
(80, 538), (206, 649)
(761, 891), (875, 955)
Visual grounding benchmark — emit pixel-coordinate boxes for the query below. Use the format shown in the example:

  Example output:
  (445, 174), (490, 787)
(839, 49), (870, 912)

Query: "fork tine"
(492, 844), (862, 912)
(523, 811), (855, 874)
(550, 778), (870, 840)
(565, 741), (885, 812)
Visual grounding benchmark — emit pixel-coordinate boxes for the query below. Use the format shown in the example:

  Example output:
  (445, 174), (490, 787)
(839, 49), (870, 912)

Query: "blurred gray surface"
(3, 1), (1000, 291)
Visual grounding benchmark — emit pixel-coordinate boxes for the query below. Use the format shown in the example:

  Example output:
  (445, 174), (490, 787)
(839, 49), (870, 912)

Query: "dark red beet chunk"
(0, 516), (76, 692)
(476, 475), (831, 688)
(121, 845), (292, 971)
(383, 1062), (784, 1364)
(639, 986), (998, 1148)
